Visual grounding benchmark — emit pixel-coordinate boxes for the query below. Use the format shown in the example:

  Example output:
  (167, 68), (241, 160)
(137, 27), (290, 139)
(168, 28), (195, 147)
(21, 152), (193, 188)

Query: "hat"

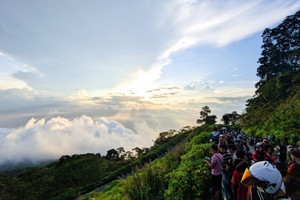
(241, 161), (282, 194)
(220, 134), (224, 137)
(255, 142), (263, 148)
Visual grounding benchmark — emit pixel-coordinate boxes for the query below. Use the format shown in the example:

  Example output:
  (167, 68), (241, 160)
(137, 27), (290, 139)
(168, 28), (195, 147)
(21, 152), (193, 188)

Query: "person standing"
(205, 144), (224, 200)
(211, 128), (220, 143)
(219, 144), (233, 200)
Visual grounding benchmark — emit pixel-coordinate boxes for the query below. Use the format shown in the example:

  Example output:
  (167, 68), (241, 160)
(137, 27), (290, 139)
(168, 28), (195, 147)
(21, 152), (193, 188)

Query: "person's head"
(236, 161), (250, 173)
(219, 144), (227, 153)
(255, 142), (263, 150)
(236, 149), (245, 159)
(291, 150), (300, 162)
(241, 161), (283, 194)
(288, 145), (293, 151)
(227, 144), (236, 153)
(211, 144), (218, 154)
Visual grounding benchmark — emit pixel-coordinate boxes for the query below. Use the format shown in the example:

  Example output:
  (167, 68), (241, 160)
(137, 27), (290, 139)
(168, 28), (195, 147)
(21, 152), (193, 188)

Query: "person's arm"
(265, 152), (276, 163)
(231, 171), (237, 185)
(204, 159), (211, 168)
(210, 155), (216, 168)
(204, 156), (216, 168)
(252, 150), (257, 161)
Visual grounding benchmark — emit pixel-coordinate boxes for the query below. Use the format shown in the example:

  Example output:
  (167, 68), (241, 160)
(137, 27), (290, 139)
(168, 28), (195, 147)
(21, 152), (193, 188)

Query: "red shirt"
(251, 149), (276, 162)
(231, 170), (249, 200)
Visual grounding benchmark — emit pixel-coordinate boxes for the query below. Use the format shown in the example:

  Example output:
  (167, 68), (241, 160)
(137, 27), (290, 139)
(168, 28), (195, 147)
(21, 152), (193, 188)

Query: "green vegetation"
(0, 128), (191, 200)
(81, 125), (213, 200)
(0, 153), (130, 200)
(240, 10), (300, 142)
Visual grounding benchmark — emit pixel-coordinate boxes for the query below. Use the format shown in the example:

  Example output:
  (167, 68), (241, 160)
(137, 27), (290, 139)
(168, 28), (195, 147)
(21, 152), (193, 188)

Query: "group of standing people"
(204, 127), (299, 200)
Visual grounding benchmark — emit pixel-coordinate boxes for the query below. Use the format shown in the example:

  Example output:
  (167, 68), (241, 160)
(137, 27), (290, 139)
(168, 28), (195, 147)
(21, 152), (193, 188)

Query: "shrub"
(164, 143), (211, 200)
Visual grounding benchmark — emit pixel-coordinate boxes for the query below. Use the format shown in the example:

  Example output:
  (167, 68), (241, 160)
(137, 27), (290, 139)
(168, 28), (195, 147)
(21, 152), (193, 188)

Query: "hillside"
(0, 127), (190, 200)
(79, 125), (214, 200)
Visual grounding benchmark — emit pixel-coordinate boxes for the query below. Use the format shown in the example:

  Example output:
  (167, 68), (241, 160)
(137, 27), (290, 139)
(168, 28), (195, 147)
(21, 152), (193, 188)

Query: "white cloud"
(0, 52), (14, 61)
(122, 0), (300, 95)
(0, 116), (159, 164)
(1, 1), (298, 94)
(161, 0), (300, 51)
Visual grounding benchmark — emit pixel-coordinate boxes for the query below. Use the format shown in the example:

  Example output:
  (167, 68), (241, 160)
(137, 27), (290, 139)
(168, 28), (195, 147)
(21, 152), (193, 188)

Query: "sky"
(0, 0), (300, 164)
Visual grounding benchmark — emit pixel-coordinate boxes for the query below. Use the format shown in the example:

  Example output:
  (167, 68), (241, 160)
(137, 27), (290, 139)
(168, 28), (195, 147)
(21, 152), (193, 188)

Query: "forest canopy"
(240, 10), (300, 139)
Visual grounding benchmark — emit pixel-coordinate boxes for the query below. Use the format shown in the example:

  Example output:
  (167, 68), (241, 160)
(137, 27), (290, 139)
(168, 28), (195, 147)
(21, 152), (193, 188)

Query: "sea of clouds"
(0, 115), (159, 164)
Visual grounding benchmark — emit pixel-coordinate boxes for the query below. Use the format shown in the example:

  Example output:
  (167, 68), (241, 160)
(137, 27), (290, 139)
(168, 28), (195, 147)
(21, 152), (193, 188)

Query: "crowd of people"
(204, 127), (299, 200)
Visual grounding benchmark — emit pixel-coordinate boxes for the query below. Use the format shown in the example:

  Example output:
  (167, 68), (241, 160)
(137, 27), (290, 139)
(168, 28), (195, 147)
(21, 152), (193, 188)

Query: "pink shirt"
(211, 153), (223, 175)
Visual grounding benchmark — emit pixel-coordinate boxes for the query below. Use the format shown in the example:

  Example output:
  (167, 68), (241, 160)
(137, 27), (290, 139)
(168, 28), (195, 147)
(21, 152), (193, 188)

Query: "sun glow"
(118, 62), (167, 99)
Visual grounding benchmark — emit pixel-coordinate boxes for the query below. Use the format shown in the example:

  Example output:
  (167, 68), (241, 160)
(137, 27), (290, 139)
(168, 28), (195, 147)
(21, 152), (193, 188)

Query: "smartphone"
(205, 157), (211, 162)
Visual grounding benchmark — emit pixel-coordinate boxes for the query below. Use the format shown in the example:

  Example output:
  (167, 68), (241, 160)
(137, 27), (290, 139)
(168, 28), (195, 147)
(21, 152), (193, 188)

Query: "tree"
(241, 10), (300, 138)
(154, 130), (176, 145)
(197, 106), (217, 125)
(231, 111), (241, 125)
(132, 147), (144, 157)
(116, 147), (125, 160)
(123, 151), (134, 160)
(222, 111), (241, 125)
(105, 149), (119, 161)
(221, 113), (231, 125)
(256, 10), (300, 88)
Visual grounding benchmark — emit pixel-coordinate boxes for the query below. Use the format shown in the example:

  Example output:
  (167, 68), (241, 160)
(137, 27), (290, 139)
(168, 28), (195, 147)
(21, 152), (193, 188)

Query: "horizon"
(1, 0), (300, 164)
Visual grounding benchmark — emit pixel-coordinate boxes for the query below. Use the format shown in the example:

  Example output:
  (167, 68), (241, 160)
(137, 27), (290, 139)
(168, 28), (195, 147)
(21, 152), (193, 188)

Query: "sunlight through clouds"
(118, 0), (300, 101)
(0, 0), (299, 164)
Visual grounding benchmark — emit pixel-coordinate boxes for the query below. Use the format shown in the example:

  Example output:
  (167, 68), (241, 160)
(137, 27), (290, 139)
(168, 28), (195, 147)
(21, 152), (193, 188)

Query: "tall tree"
(105, 149), (119, 161)
(221, 113), (231, 125)
(222, 111), (241, 125)
(241, 10), (300, 137)
(256, 10), (300, 88)
(231, 111), (241, 125)
(197, 106), (217, 125)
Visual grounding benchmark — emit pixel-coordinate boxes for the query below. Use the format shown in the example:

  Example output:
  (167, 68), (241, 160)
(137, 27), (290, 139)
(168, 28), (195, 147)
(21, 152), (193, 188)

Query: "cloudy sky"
(0, 0), (299, 163)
